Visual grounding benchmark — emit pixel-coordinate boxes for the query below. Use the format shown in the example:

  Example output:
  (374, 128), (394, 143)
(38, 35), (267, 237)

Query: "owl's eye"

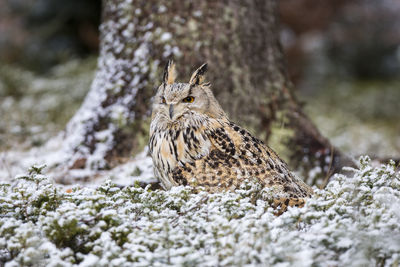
(182, 96), (195, 103)
(161, 97), (166, 104)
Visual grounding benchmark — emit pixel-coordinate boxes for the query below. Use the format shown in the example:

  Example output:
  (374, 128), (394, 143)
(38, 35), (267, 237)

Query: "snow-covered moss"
(1, 157), (399, 266)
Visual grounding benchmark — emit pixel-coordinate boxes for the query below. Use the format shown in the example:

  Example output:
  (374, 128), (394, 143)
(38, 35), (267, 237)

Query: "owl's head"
(152, 61), (225, 123)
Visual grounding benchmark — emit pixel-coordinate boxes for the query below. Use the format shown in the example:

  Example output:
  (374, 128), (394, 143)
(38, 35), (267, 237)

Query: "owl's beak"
(169, 104), (174, 119)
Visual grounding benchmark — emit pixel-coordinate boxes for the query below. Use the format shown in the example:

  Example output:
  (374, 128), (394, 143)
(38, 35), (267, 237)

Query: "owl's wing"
(208, 120), (312, 197)
(170, 119), (312, 199)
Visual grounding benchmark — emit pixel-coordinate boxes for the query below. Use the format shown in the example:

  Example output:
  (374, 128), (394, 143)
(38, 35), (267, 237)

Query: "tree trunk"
(60, 0), (354, 185)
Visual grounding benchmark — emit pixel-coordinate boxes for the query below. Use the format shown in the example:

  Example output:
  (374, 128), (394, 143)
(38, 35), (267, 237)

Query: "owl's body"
(149, 62), (312, 212)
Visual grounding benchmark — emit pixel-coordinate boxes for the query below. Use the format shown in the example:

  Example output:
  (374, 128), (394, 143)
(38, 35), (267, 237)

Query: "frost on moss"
(0, 157), (399, 266)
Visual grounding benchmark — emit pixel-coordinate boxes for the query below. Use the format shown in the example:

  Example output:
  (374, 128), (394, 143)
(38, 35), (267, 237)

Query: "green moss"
(267, 112), (295, 162)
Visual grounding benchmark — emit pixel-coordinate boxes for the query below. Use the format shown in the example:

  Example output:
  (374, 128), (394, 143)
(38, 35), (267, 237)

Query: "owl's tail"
(271, 197), (307, 216)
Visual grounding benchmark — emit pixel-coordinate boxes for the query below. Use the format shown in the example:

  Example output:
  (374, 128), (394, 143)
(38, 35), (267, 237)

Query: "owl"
(149, 61), (313, 213)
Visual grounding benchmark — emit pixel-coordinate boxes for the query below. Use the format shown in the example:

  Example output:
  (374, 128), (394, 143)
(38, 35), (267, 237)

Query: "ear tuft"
(163, 60), (177, 85)
(189, 63), (208, 85)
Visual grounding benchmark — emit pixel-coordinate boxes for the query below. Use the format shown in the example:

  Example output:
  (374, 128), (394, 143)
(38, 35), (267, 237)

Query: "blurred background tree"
(0, 0), (100, 72)
(0, 0), (399, 185)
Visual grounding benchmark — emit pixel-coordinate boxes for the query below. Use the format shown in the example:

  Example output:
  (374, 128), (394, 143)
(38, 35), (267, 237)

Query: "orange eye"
(161, 97), (166, 104)
(182, 96), (195, 103)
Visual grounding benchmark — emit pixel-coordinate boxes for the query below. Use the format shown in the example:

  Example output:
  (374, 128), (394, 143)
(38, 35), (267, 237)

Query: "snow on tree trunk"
(61, 1), (171, 170)
(61, 0), (354, 184)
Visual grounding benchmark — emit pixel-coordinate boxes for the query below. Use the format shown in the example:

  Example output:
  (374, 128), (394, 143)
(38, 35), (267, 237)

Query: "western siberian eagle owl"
(149, 61), (313, 212)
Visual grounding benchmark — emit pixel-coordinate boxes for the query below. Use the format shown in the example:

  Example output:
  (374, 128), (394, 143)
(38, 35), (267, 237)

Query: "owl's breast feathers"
(150, 117), (313, 201)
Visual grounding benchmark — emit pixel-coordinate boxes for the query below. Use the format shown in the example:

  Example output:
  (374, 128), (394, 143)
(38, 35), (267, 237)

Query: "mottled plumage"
(149, 61), (312, 213)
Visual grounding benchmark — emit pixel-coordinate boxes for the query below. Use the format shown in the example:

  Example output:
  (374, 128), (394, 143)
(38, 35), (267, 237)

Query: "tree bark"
(60, 0), (354, 185)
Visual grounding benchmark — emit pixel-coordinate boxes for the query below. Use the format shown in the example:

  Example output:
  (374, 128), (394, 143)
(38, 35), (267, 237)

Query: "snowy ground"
(1, 157), (399, 266)
(0, 135), (156, 188)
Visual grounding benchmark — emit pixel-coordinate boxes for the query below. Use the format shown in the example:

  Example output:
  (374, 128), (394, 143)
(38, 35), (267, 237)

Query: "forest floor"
(302, 79), (400, 160)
